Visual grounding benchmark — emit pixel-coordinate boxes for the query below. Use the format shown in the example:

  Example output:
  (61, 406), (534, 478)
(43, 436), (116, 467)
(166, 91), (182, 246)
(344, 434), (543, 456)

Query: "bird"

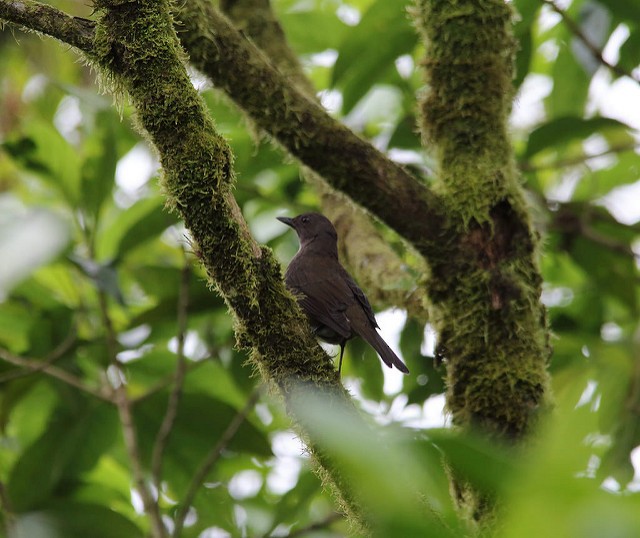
(277, 212), (410, 375)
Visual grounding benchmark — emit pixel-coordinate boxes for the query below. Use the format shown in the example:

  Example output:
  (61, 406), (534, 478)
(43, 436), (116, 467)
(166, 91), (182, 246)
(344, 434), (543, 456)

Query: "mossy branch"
(414, 0), (552, 523)
(220, 0), (430, 321)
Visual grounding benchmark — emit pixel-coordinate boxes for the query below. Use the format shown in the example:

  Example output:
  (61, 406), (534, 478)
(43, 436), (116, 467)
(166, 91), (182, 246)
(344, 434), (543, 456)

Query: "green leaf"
(291, 391), (461, 537)
(268, 471), (321, 533)
(513, 0), (540, 87)
(332, 0), (418, 113)
(426, 429), (518, 495)
(134, 391), (271, 494)
(573, 152), (640, 201)
(14, 502), (142, 538)
(0, 303), (34, 353)
(279, 11), (349, 53)
(388, 114), (420, 149)
(69, 255), (124, 305)
(347, 337), (385, 401)
(96, 196), (178, 261)
(524, 116), (633, 159)
(547, 37), (590, 116)
(3, 119), (82, 205)
(399, 319), (445, 403)
(598, 0), (640, 22)
(567, 234), (638, 315)
(0, 200), (71, 297)
(618, 27), (640, 73)
(8, 400), (119, 511)
(80, 110), (119, 221)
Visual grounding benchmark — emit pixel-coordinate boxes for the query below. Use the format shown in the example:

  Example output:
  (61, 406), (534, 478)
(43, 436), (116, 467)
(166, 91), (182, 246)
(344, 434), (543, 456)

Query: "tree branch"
(520, 142), (640, 172)
(172, 388), (261, 538)
(151, 260), (191, 493)
(0, 0), (94, 53)
(87, 0), (371, 529)
(414, 0), (551, 521)
(0, 345), (113, 402)
(0, 325), (77, 383)
(97, 288), (167, 538)
(273, 512), (342, 538)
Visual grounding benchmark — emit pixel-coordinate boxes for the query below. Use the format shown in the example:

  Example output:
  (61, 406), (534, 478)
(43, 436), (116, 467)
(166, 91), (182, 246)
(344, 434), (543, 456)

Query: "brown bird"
(277, 212), (409, 375)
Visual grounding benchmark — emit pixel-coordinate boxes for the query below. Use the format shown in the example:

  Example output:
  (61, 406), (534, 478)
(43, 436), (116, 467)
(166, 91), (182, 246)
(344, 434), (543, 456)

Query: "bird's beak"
(276, 216), (295, 228)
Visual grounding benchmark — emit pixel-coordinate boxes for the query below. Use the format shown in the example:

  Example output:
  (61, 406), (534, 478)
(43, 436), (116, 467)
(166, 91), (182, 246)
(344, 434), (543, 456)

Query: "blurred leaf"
(513, 0), (540, 87)
(267, 470), (321, 533)
(567, 236), (637, 314)
(426, 429), (518, 495)
(13, 502), (142, 537)
(8, 400), (119, 511)
(279, 11), (349, 53)
(570, 1), (611, 76)
(347, 337), (385, 401)
(388, 114), (420, 149)
(69, 255), (124, 305)
(572, 152), (640, 201)
(400, 318), (445, 403)
(80, 110), (119, 221)
(0, 200), (70, 297)
(593, 343), (638, 485)
(134, 391), (271, 494)
(96, 196), (178, 261)
(598, 0), (640, 22)
(291, 389), (462, 537)
(0, 303), (34, 353)
(524, 116), (633, 159)
(618, 26), (640, 72)
(547, 37), (590, 116)
(3, 119), (82, 205)
(332, 0), (417, 113)
(498, 367), (640, 538)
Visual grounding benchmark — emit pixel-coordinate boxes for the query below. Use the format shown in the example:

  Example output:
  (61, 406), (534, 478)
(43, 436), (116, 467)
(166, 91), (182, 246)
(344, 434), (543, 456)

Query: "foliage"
(0, 0), (639, 537)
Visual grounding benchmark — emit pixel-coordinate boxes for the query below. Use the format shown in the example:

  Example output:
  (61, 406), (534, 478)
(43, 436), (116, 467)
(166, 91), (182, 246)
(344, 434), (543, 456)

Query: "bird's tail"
(367, 329), (410, 374)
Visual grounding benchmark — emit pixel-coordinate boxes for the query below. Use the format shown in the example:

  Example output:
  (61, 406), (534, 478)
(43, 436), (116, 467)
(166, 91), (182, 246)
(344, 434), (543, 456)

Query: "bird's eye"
(301, 216), (309, 224)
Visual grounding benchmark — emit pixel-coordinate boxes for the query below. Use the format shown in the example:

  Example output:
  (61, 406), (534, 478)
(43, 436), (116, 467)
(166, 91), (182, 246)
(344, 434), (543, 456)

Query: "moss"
(415, 0), (519, 226)
(413, 0), (552, 524)
(91, 0), (375, 529)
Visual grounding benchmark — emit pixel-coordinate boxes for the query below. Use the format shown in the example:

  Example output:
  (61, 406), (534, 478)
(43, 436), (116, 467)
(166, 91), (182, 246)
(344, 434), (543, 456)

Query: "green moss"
(413, 0), (552, 524)
(91, 0), (373, 528)
(415, 0), (519, 226)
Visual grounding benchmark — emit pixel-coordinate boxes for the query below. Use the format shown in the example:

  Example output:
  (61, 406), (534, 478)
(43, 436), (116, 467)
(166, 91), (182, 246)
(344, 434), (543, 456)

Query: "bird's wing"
(291, 278), (352, 340)
(286, 260), (354, 340)
(344, 272), (379, 329)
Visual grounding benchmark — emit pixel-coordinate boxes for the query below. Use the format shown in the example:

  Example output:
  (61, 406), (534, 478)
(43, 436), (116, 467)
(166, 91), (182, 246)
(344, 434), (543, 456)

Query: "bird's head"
(277, 212), (338, 247)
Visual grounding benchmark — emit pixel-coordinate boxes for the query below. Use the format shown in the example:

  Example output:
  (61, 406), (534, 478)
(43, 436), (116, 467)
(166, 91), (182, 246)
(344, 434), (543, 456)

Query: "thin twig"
(0, 0), (95, 53)
(97, 290), (167, 538)
(581, 226), (640, 261)
(0, 346), (113, 402)
(0, 325), (77, 383)
(151, 260), (191, 492)
(277, 512), (342, 538)
(541, 0), (640, 83)
(172, 388), (262, 538)
(520, 143), (640, 172)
